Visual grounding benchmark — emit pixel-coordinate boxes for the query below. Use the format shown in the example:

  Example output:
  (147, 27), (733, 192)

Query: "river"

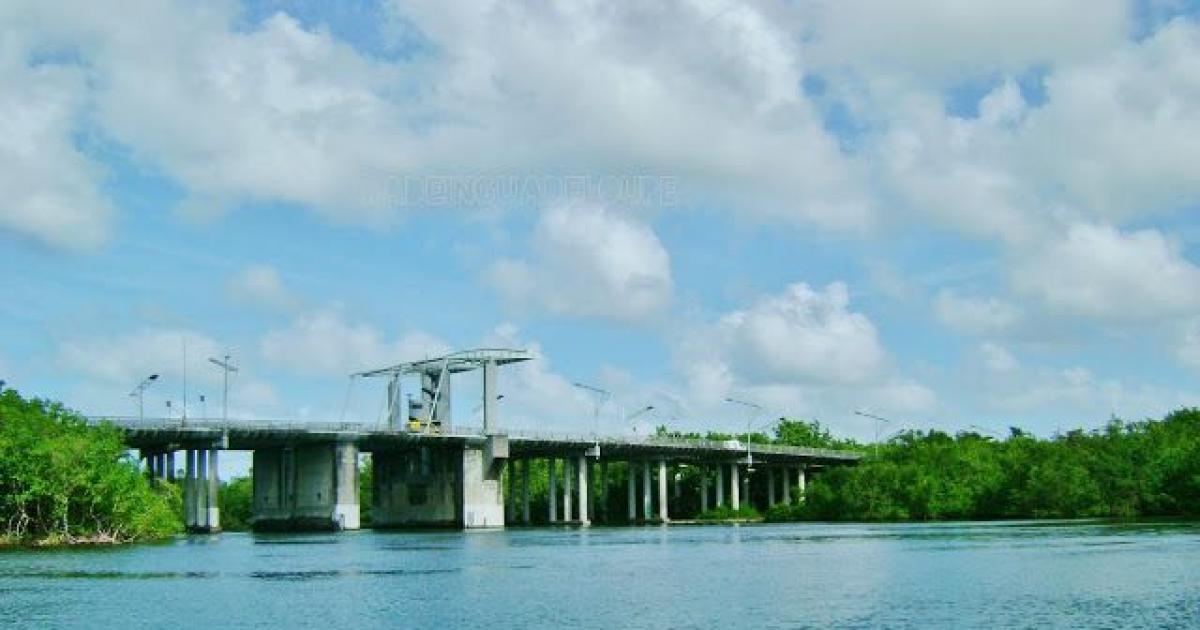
(2, 520), (1197, 628)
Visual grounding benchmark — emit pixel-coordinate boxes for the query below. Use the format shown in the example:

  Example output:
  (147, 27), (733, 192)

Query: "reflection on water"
(1, 521), (1197, 628)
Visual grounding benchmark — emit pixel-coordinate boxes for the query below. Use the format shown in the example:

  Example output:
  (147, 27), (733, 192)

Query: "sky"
(3, 0), (1200, 450)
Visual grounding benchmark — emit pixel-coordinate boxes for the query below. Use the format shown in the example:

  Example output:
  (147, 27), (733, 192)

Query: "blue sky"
(3, 0), (1200, 453)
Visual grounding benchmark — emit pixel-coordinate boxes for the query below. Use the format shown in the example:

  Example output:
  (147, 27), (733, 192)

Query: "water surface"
(2, 521), (1197, 628)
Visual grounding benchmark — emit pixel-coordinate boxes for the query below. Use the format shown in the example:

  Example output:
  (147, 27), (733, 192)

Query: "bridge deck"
(91, 418), (862, 465)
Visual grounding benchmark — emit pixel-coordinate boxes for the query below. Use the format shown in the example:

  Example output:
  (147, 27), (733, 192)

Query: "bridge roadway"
(94, 417), (862, 533)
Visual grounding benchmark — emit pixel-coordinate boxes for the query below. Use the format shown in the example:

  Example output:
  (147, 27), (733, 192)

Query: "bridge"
(94, 349), (863, 532)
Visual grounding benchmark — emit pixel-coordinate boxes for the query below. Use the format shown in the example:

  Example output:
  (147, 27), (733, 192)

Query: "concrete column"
(333, 442), (359, 530)
(548, 458), (558, 523)
(700, 466), (709, 513)
(627, 461), (636, 522)
(482, 359), (497, 434)
(768, 467), (776, 507)
(657, 460), (668, 523)
(577, 455), (589, 525)
(716, 464), (725, 508)
(207, 448), (221, 531)
(782, 466), (791, 503)
(798, 466), (806, 502)
(506, 458), (516, 523)
(158, 453), (167, 480)
(599, 461), (609, 523)
(166, 451), (176, 482)
(196, 448), (209, 530)
(730, 463), (740, 511)
(522, 459), (531, 524)
(563, 458), (573, 522)
(586, 460), (596, 523)
(183, 449), (195, 528)
(642, 461), (652, 521)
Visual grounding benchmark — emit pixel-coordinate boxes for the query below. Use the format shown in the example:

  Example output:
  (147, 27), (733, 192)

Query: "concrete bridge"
(109, 419), (862, 532)
(96, 349), (862, 532)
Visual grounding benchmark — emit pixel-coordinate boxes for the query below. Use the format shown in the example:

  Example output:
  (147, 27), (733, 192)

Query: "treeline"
(0, 389), (180, 545)
(782, 408), (1200, 522)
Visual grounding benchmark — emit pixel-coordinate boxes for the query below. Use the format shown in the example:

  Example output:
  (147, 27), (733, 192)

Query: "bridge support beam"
(700, 466), (709, 513)
(797, 466), (806, 502)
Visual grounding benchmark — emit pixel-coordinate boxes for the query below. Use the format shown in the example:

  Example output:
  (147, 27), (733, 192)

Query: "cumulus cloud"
(260, 309), (449, 376)
(1011, 223), (1200, 321)
(57, 329), (223, 386)
(979, 341), (1019, 374)
(800, 0), (1128, 79)
(672, 281), (934, 431)
(716, 282), (886, 385)
(0, 38), (113, 250)
(934, 290), (1022, 336)
(487, 203), (673, 323)
(1179, 320), (1200, 370)
(226, 264), (300, 312)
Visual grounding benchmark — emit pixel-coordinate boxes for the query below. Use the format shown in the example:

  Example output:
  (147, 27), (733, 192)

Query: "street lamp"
(725, 397), (762, 467)
(854, 409), (892, 456)
(129, 374), (160, 421)
(572, 381), (611, 438)
(625, 404), (655, 434)
(208, 355), (238, 423)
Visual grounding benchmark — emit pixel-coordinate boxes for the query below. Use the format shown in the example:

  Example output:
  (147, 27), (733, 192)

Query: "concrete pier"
(657, 460), (668, 522)
(253, 443), (357, 531)
(782, 467), (791, 503)
(716, 465), (725, 508)
(730, 463), (740, 511)
(627, 461), (636, 521)
(548, 457), (558, 523)
(700, 466), (709, 513)
(521, 459), (531, 524)
(768, 467), (776, 506)
(577, 454), (589, 525)
(642, 461), (652, 521)
(797, 466), (806, 501)
(563, 457), (573, 522)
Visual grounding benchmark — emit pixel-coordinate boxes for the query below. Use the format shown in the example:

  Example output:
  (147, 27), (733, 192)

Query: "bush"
(0, 389), (182, 544)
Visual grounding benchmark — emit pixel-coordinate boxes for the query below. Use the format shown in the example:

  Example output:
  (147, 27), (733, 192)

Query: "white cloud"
(1179, 320), (1200, 370)
(57, 329), (223, 386)
(934, 290), (1021, 336)
(0, 36), (112, 250)
(1012, 223), (1200, 321)
(715, 282), (886, 385)
(801, 0), (1128, 79)
(979, 341), (1019, 374)
(487, 203), (673, 323)
(260, 309), (449, 376)
(226, 263), (299, 312)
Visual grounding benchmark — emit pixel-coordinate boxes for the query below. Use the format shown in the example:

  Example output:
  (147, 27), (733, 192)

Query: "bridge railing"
(87, 417), (861, 459)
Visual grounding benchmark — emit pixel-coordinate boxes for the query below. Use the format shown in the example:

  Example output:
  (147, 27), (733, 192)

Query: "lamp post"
(625, 404), (655, 435)
(208, 355), (238, 423)
(725, 397), (762, 464)
(854, 409), (892, 456)
(129, 374), (160, 421)
(572, 381), (611, 439)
